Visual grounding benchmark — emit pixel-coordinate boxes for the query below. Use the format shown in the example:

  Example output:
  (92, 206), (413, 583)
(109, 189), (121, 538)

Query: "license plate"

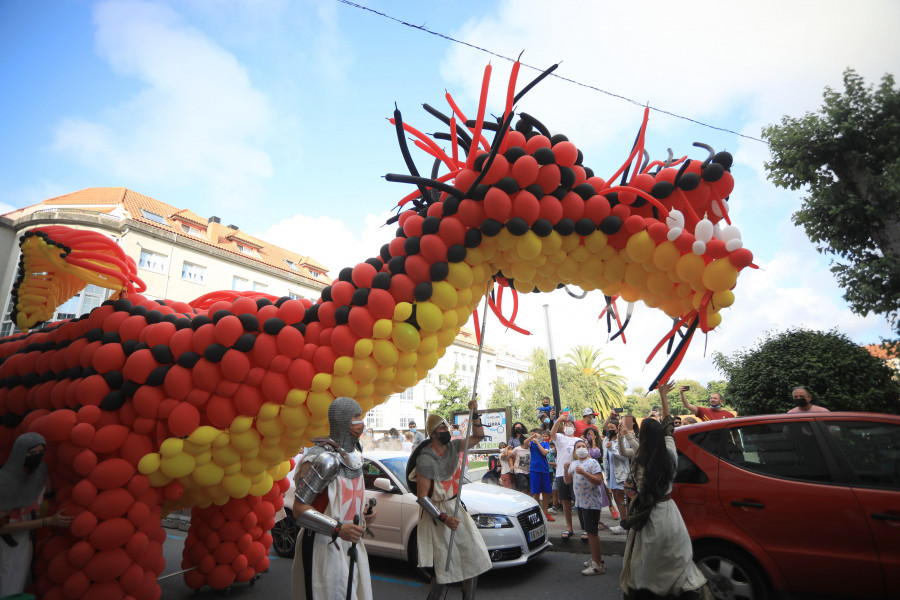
(527, 524), (545, 542)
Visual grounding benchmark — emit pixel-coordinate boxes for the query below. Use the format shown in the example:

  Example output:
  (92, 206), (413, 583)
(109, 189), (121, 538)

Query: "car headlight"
(473, 514), (514, 529)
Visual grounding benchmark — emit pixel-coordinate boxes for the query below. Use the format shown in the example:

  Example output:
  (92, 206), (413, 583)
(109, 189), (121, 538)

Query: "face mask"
(575, 448), (589, 460)
(437, 431), (451, 445)
(24, 452), (44, 473)
(794, 397), (809, 407)
(607, 430), (617, 437)
(543, 418), (550, 425)
(564, 427), (575, 436)
(585, 417), (594, 424)
(410, 428), (416, 432)
(710, 404), (722, 411)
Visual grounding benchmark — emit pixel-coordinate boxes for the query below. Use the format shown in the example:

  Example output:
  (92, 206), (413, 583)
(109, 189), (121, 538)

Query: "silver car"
(272, 450), (551, 570)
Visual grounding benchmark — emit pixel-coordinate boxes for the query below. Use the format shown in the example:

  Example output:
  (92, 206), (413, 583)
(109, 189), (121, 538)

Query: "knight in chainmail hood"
(0, 432), (49, 597)
(409, 405), (491, 599)
(0, 432), (47, 512)
(290, 397), (373, 600)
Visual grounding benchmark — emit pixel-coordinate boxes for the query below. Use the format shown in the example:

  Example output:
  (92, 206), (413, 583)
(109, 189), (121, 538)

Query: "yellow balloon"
(188, 426), (221, 446)
(457, 287), (472, 307)
(192, 461), (225, 487)
(160, 438), (183, 458)
(307, 391), (334, 419)
(392, 322), (421, 352)
(232, 429), (261, 452)
(311, 373), (332, 392)
(510, 261), (536, 282)
(393, 302), (413, 321)
(516, 231), (542, 260)
(394, 367), (417, 388)
(712, 289), (735, 309)
(231, 415), (254, 433)
(354, 338), (374, 358)
(561, 234), (580, 252)
(603, 255), (627, 283)
(584, 231), (608, 253)
(258, 402), (280, 420)
(212, 444), (240, 466)
(441, 309), (458, 330)
(257, 416), (285, 438)
(652, 241), (681, 272)
(619, 283), (642, 303)
(285, 389), (308, 407)
(223, 473), (252, 498)
(415, 302), (443, 332)
(375, 366), (396, 383)
(541, 231), (562, 255)
(570, 246), (590, 263)
(333, 356), (353, 377)
(706, 312), (722, 330)
(352, 357), (378, 382)
(647, 271), (673, 296)
(137, 453), (161, 475)
(330, 375), (358, 398)
(373, 339), (399, 366)
(280, 404), (310, 429)
(624, 262), (649, 289)
(357, 382), (374, 399)
(160, 453), (195, 479)
(675, 253), (705, 282)
(702, 259), (739, 292)
(249, 475), (274, 497)
(447, 262), (474, 290)
(431, 282), (458, 310)
(626, 231), (655, 263)
(373, 319), (392, 339)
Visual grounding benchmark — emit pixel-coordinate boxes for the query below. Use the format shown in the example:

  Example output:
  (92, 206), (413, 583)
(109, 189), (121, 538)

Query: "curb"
(546, 533), (626, 556)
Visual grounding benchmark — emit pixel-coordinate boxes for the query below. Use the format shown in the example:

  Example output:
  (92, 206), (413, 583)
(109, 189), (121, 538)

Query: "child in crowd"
(564, 439), (606, 576)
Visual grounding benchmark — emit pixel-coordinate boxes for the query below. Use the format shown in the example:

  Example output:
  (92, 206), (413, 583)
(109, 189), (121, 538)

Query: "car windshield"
(379, 456), (473, 491)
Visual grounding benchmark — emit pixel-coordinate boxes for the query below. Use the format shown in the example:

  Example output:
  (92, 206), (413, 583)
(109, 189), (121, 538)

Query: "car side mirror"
(374, 477), (396, 493)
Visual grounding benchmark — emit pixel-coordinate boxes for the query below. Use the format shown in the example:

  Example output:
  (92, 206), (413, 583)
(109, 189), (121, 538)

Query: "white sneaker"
(609, 525), (626, 534)
(547, 506), (557, 513)
(581, 560), (606, 576)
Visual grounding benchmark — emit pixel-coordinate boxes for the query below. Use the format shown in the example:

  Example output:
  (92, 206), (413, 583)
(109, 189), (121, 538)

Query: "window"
(362, 461), (398, 493)
(311, 272), (319, 279)
(284, 260), (299, 271)
(365, 406), (384, 429)
(140, 209), (167, 224)
(236, 244), (252, 256)
(232, 276), (249, 291)
(399, 417), (410, 428)
(400, 388), (414, 401)
(180, 223), (202, 236)
(252, 282), (267, 292)
(828, 420), (900, 489)
(716, 423), (832, 483)
(138, 249), (167, 273)
(288, 292), (304, 300)
(181, 262), (206, 284)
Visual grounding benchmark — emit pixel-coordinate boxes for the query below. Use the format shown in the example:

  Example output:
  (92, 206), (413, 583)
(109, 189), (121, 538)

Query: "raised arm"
(678, 384), (699, 417)
(659, 380), (674, 418)
(465, 398), (485, 450)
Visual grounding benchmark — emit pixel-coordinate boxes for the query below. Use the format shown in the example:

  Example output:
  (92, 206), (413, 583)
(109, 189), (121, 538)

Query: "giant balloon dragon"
(0, 61), (752, 599)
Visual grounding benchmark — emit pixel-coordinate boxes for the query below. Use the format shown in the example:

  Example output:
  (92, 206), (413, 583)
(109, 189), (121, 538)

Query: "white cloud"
(52, 0), (273, 207)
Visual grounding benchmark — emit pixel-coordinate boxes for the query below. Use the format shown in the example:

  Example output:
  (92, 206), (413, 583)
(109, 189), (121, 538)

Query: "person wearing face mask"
(564, 440), (607, 576)
(550, 414), (579, 540)
(574, 407), (598, 437)
(508, 422), (528, 448)
(408, 421), (425, 445)
(603, 420), (629, 534)
(291, 397), (377, 600)
(0, 433), (73, 597)
(678, 388), (735, 421)
(787, 386), (830, 413)
(407, 399), (489, 599)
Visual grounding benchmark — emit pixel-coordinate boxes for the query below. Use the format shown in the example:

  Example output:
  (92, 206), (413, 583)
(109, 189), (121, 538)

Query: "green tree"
(712, 327), (900, 415)
(762, 69), (900, 334)
(564, 344), (627, 415)
(432, 368), (471, 420)
(622, 386), (651, 418)
(487, 378), (516, 410)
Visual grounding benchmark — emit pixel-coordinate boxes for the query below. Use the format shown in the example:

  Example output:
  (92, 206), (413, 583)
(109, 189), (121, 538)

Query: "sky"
(1, 0), (899, 392)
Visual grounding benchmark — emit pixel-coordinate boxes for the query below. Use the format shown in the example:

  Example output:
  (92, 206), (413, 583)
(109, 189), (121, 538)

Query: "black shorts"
(578, 508), (601, 534)
(514, 473), (530, 492)
(556, 476), (574, 501)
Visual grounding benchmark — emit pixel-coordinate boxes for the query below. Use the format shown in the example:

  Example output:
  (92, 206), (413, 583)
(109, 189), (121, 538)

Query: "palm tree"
(565, 345), (627, 416)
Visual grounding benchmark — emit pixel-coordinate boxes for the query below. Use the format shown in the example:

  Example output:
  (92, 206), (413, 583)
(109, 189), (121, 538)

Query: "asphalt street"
(158, 531), (626, 599)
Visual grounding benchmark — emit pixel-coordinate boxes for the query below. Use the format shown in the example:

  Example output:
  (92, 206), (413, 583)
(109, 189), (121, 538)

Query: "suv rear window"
(701, 423), (833, 483)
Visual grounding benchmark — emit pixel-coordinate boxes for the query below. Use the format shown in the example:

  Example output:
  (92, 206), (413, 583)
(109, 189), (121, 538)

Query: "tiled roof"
(865, 344), (899, 361)
(24, 187), (331, 286)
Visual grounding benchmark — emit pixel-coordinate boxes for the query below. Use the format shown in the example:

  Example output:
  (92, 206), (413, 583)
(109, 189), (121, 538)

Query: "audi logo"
(528, 513), (540, 525)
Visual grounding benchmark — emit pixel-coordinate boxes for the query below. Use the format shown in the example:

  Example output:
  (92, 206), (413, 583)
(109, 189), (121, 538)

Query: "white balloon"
(692, 241), (707, 255)
(667, 227), (683, 242)
(666, 209), (685, 229)
(720, 225), (741, 242)
(695, 218), (714, 243)
(725, 238), (744, 252)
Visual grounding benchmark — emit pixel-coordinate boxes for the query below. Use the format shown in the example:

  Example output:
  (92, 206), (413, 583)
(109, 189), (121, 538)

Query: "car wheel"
(271, 518), (299, 558)
(694, 543), (770, 600)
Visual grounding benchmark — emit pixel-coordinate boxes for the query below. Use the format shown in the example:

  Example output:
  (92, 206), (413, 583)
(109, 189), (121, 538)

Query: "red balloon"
(673, 231), (695, 254)
(42, 407), (77, 442)
(221, 349), (251, 383)
(728, 248), (754, 269)
(89, 458), (135, 490)
(552, 141), (578, 167)
(419, 235), (448, 263)
(68, 541), (95, 568)
(73, 448), (98, 476)
(90, 488), (134, 520)
(71, 510), (99, 538)
(313, 346), (338, 374)
(214, 316), (243, 347)
(85, 548), (132, 583)
(287, 359), (315, 390)
(536, 164), (561, 194)
(625, 215), (646, 234)
(70, 422), (95, 447)
(351, 263), (377, 288)
(481, 153), (509, 186)
(163, 481), (184, 502)
(388, 273), (415, 302)
(89, 517), (135, 551)
(453, 169), (477, 193)
(457, 199), (485, 228)
(91, 343), (126, 374)
(560, 191), (584, 222)
(537, 195), (563, 224)
(367, 289), (395, 320)
(63, 570), (92, 600)
(647, 221), (669, 242)
(207, 564), (237, 590)
(234, 384), (264, 416)
(402, 214), (424, 238)
(126, 501), (151, 529)
(388, 237), (406, 259)
(252, 334), (278, 368)
(168, 327), (194, 360)
(316, 301), (337, 328)
(348, 307), (375, 339)
(100, 311), (130, 335)
(330, 281), (355, 307)
(143, 321), (176, 348)
(276, 326), (304, 359)
(437, 216), (466, 246)
(91, 424), (129, 454)
(119, 562), (144, 594)
(706, 239), (729, 259)
(207, 394), (237, 427)
(71, 478), (98, 507)
(168, 402), (200, 437)
(191, 323), (216, 354)
(277, 299), (306, 325)
(511, 190), (540, 224)
(231, 296), (258, 316)
(261, 372), (290, 404)
(122, 349), (158, 385)
(484, 188), (512, 222)
(404, 255), (430, 283)
(525, 134), (551, 154)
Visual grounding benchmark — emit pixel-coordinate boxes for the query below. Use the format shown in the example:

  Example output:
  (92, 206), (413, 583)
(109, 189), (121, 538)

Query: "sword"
(445, 286), (490, 571)
(345, 514), (360, 600)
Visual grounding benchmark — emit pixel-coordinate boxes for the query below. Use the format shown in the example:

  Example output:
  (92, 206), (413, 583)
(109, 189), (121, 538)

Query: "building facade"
(0, 188), (330, 337)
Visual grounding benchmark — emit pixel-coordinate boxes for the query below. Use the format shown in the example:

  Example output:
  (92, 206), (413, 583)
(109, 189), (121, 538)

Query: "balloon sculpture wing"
(11, 226), (146, 333)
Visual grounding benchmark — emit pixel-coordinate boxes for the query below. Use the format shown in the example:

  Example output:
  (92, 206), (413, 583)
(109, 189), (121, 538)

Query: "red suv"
(672, 412), (900, 600)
